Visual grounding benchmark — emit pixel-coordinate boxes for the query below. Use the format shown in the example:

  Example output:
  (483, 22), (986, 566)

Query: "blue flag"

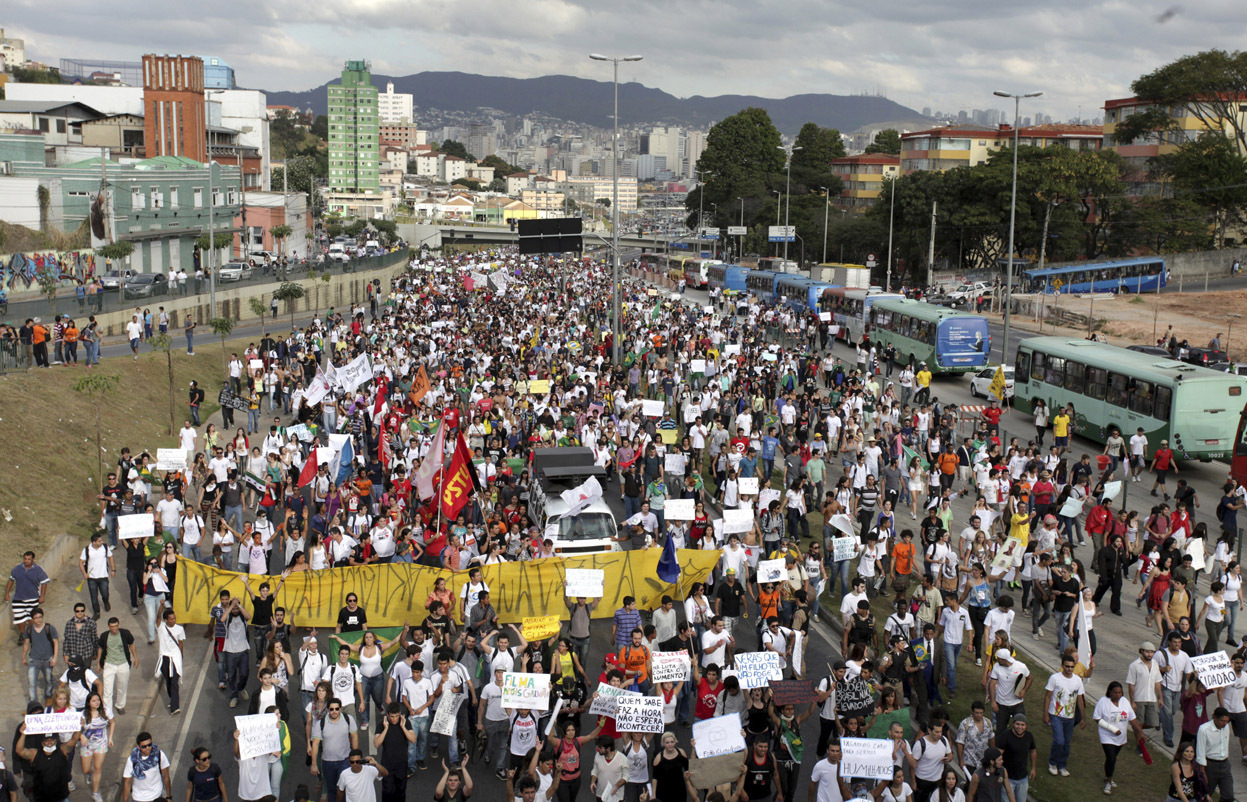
(657, 534), (681, 584)
(332, 437), (355, 486)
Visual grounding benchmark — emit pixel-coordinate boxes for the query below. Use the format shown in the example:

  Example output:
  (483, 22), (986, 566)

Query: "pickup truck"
(946, 282), (990, 304)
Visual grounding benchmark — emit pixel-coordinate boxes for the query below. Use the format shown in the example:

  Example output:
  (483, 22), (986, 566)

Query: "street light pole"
(820, 187), (829, 265)
(778, 145), (802, 263)
(885, 176), (896, 292)
(737, 196), (744, 263)
(590, 53), (643, 364)
(994, 89), (1043, 365)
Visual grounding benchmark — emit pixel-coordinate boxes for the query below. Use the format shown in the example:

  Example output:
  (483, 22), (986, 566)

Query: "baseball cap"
(1140, 641), (1157, 652)
(996, 648), (1013, 662)
(726, 568), (737, 576)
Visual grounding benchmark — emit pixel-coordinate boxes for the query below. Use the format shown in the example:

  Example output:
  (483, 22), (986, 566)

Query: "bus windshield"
(936, 317), (990, 368)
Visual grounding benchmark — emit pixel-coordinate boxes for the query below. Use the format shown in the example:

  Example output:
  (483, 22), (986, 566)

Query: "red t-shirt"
(695, 678), (724, 720)
(1154, 449), (1173, 470)
(983, 407), (1002, 426)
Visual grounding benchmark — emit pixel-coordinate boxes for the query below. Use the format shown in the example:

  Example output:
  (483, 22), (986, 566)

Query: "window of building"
(132, 186), (144, 210)
(150, 186), (162, 209)
(38, 118), (50, 133)
(56, 119), (67, 134)
(193, 188), (202, 208)
(169, 187), (179, 209)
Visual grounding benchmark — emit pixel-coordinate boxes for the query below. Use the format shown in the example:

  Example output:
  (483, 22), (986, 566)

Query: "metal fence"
(1, 252), (405, 325)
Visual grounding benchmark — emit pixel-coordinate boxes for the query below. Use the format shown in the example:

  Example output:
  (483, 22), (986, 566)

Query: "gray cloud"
(6, 0), (1247, 121)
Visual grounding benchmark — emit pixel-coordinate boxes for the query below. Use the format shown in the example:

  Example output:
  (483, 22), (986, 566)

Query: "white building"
(441, 155), (466, 183)
(0, 29), (26, 71)
(3, 83), (144, 116)
(212, 89), (272, 191)
(377, 81), (414, 124)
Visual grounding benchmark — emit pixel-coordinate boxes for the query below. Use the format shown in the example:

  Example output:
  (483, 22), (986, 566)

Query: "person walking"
(6, 550), (51, 637)
(1042, 654), (1086, 777)
(121, 732), (173, 802)
(1092, 682), (1145, 796)
(97, 616), (137, 718)
(1196, 707), (1236, 802)
(155, 609), (185, 715)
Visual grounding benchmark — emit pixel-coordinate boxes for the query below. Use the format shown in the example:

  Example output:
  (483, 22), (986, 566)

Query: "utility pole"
(926, 200), (937, 290)
(994, 89), (1043, 365)
(821, 187), (829, 264)
(885, 176), (896, 292)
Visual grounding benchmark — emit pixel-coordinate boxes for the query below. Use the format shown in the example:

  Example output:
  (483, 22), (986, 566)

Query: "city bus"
(819, 288), (903, 343)
(776, 275), (837, 314)
(664, 254), (693, 283)
(867, 298), (991, 374)
(744, 269), (784, 304)
(1234, 402), (1247, 485)
(1020, 256), (1167, 294)
(683, 257), (717, 289)
(757, 256), (799, 274)
(1013, 337), (1247, 461)
(707, 263), (749, 296)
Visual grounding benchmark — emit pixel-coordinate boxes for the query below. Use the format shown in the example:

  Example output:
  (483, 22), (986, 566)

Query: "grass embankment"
(0, 344), (238, 555)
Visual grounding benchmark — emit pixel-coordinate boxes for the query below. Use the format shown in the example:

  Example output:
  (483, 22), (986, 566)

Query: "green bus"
(867, 298), (991, 374)
(1013, 337), (1247, 461)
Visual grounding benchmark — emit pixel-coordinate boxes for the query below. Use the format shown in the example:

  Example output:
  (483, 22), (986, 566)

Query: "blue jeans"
(27, 660), (54, 703)
(1049, 715), (1075, 770)
(762, 459), (775, 479)
(186, 332), (194, 353)
(1009, 778), (1028, 802)
(1161, 686), (1180, 743)
(408, 715), (430, 768)
(832, 559), (853, 598)
(223, 650), (249, 701)
(676, 679), (693, 723)
(104, 512), (119, 547)
(322, 758), (348, 799)
(223, 504), (244, 533)
(944, 643), (962, 693)
(182, 543), (202, 563)
(1059, 514), (1083, 545)
(359, 673), (384, 727)
(144, 593), (163, 641)
(247, 409), (260, 433)
(1228, 600), (1240, 642)
(623, 495), (641, 520)
(1055, 611), (1072, 654)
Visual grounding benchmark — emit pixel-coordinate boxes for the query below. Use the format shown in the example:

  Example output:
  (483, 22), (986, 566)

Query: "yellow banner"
(659, 429), (679, 445)
(528, 379), (551, 395)
(174, 549), (718, 627)
(522, 615), (562, 641)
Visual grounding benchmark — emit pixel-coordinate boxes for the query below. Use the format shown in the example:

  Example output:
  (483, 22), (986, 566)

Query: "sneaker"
(1104, 782), (1112, 795)
(172, 708), (182, 715)
(68, 782), (76, 792)
(131, 607), (139, 615)
(1151, 489), (1158, 497)
(93, 793), (104, 802)
(1048, 765), (1058, 776)
(975, 658), (983, 666)
(239, 689), (250, 701)
(1111, 781), (1118, 788)
(496, 770), (508, 781)
(1059, 768), (1070, 777)
(1136, 597), (1144, 608)
(812, 615), (819, 623)
(116, 707), (125, 715)
(229, 698), (238, 708)
(218, 682), (226, 690)
(416, 760), (427, 771)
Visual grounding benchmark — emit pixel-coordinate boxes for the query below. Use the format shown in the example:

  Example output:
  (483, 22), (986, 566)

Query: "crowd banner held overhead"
(1186, 538), (1206, 571)
(733, 652), (782, 688)
(664, 499), (695, 521)
(692, 717), (748, 758)
(588, 682), (641, 717)
(756, 558), (786, 584)
(650, 651), (691, 684)
(840, 738), (895, 780)
(175, 549), (718, 627)
(615, 696), (665, 733)
(521, 615), (562, 641)
(156, 449), (188, 472)
(431, 693), (464, 736)
(118, 514), (155, 540)
(502, 672), (550, 711)
(1192, 652), (1236, 689)
(24, 712), (83, 735)
(867, 707), (914, 740)
(235, 714), (281, 760)
(563, 568), (605, 598)
(769, 679), (816, 706)
(989, 536), (1024, 576)
(335, 353), (374, 392)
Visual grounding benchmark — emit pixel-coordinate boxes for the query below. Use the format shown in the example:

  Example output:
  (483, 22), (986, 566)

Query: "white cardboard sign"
(23, 712), (81, 735)
(117, 513), (155, 540)
(1192, 652), (1236, 690)
(235, 713), (281, 760)
(156, 448), (188, 472)
(564, 568), (605, 598)
(664, 499), (696, 521)
(692, 716), (747, 758)
(840, 737), (894, 780)
(721, 508), (754, 535)
(756, 558), (786, 584)
(588, 682), (641, 717)
(614, 696), (665, 733)
(738, 477), (759, 495)
(650, 651), (692, 684)
(502, 672), (550, 711)
(733, 652), (783, 688)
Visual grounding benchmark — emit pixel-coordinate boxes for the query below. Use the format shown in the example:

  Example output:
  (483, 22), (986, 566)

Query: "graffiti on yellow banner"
(173, 548), (718, 627)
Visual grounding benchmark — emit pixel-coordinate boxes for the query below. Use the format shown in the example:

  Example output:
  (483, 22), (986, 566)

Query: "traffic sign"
(699, 227), (720, 240)
(1052, 278), (1063, 290)
(866, 253), (878, 268)
(768, 225), (796, 243)
(727, 226), (747, 236)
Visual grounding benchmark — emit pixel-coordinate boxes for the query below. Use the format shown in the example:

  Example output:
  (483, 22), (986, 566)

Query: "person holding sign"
(16, 726), (79, 802)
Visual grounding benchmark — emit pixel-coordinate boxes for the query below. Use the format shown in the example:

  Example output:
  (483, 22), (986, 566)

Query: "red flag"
(297, 447), (319, 488)
(439, 434), (475, 520)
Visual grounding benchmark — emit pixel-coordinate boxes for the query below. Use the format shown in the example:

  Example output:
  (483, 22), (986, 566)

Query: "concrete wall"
(92, 250), (409, 338)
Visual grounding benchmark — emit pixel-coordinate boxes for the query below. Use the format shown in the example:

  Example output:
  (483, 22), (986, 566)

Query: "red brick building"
(142, 54), (206, 162)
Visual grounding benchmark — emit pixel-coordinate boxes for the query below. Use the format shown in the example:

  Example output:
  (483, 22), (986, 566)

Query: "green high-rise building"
(327, 60), (379, 194)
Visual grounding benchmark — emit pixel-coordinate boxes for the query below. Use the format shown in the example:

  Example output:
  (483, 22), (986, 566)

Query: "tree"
(1115, 50), (1247, 155)
(370, 219), (397, 241)
(270, 154), (320, 196)
(149, 333), (176, 436)
(1161, 136), (1247, 247)
(865, 129), (902, 155)
(270, 224), (292, 257)
(452, 178), (482, 191)
(73, 373), (121, 489)
(273, 282), (305, 329)
(487, 177), (507, 193)
(35, 267), (60, 315)
(195, 232), (233, 252)
(440, 139), (472, 160)
(97, 241), (134, 261)
(36, 185), (50, 233)
(693, 107), (786, 211)
(480, 154), (522, 177)
(209, 317), (233, 372)
(12, 66), (60, 84)
(310, 115), (328, 140)
(344, 220), (365, 238)
(248, 297), (267, 324)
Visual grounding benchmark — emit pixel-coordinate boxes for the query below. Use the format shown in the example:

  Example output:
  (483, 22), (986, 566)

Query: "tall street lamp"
(994, 89), (1043, 365)
(590, 52), (643, 363)
(819, 187), (830, 265)
(778, 145), (802, 262)
(737, 196), (744, 263)
(885, 175), (896, 292)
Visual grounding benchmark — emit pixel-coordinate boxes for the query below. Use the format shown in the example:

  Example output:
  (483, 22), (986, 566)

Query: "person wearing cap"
(966, 746), (1014, 802)
(998, 713), (1036, 802)
(1149, 438), (1178, 501)
(1126, 641), (1162, 735)
(988, 648), (1032, 733)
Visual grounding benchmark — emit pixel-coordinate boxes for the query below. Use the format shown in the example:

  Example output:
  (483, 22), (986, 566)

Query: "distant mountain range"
(263, 71), (929, 135)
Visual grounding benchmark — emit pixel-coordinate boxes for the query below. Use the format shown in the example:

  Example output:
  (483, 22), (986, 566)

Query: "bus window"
(1131, 380), (1154, 416)
(1015, 351), (1031, 380)
(1107, 373), (1129, 407)
(1031, 352), (1046, 382)
(1045, 356), (1065, 386)
(1064, 360), (1085, 394)
(1086, 367), (1107, 400)
(1154, 385), (1172, 420)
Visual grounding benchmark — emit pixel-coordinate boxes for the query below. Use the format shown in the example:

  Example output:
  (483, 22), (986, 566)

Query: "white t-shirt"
(1222, 670), (1247, 715)
(179, 426), (197, 451)
(125, 320), (142, 341)
(912, 735), (952, 781)
(983, 608), (1015, 641)
(809, 759), (845, 802)
(156, 498), (183, 529)
(337, 764), (380, 802)
(1130, 434), (1149, 457)
(1044, 672), (1085, 718)
(402, 676), (434, 717)
(82, 544), (113, 579)
(122, 748), (171, 801)
(939, 607), (972, 646)
(701, 629), (729, 667)
(238, 754), (271, 800)
(59, 667), (99, 709)
(1205, 595), (1227, 622)
(1093, 696), (1135, 746)
(322, 662), (361, 706)
(990, 661), (1030, 707)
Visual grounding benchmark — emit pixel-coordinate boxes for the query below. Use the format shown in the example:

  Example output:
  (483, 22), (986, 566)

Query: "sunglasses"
(196, 755), (212, 761)
(328, 707), (341, 712)
(139, 743), (153, 749)
(349, 759), (363, 765)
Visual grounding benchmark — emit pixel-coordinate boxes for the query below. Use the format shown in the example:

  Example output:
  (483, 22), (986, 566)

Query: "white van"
(529, 447), (620, 555)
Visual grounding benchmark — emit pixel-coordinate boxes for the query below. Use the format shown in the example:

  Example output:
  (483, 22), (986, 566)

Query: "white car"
(969, 366), (1015, 399)
(218, 262), (253, 283)
(947, 281), (990, 304)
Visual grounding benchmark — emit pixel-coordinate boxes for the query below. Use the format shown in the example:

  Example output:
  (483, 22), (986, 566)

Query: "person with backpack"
(19, 607), (58, 704)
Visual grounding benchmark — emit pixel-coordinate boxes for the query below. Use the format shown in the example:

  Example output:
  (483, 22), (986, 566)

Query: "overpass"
(397, 221), (699, 253)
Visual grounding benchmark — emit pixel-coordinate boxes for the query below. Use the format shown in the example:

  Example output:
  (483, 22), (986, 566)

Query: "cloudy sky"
(6, 0), (1245, 120)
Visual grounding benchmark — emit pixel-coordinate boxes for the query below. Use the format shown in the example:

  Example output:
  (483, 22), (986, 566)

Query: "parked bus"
(820, 288), (903, 343)
(683, 257), (717, 289)
(1234, 402), (1247, 486)
(776, 275), (837, 313)
(707, 263), (749, 296)
(1020, 256), (1166, 294)
(868, 298), (991, 373)
(1013, 337), (1247, 461)
(744, 269), (784, 304)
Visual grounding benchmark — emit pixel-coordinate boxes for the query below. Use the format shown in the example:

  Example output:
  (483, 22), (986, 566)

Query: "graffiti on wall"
(1, 251), (99, 290)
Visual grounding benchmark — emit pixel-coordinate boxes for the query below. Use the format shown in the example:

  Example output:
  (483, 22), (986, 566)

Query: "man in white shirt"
(1042, 654), (1086, 776)
(155, 490), (183, 542)
(78, 532), (115, 619)
(1128, 427), (1149, 482)
(988, 649), (1032, 732)
(1217, 652), (1247, 762)
(808, 740), (847, 802)
(297, 636), (329, 713)
(1126, 641), (1162, 734)
(125, 316), (143, 361)
(839, 577), (869, 625)
(700, 616), (733, 668)
(336, 749), (385, 802)
(401, 660), (435, 771)
(121, 733), (172, 802)
(155, 609), (186, 714)
(208, 452), (232, 484)
(178, 422), (197, 453)
(1158, 631), (1194, 747)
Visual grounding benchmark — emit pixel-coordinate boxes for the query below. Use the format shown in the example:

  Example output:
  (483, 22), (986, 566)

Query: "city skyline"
(5, 1), (1245, 122)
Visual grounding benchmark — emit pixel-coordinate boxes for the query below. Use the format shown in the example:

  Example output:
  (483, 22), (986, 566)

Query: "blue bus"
(776, 275), (837, 313)
(744, 269), (784, 304)
(707, 263), (749, 296)
(1021, 257), (1166, 294)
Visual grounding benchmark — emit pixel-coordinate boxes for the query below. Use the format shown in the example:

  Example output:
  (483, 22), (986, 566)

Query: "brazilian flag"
(903, 443), (930, 471)
(333, 626), (406, 672)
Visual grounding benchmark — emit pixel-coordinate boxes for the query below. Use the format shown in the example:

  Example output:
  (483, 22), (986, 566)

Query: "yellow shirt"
(916, 370), (932, 388)
(1052, 414), (1070, 438)
(1009, 512), (1031, 546)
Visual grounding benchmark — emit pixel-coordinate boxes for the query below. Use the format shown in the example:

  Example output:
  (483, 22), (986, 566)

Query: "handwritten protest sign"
(117, 513), (155, 540)
(564, 569), (604, 598)
(692, 716), (747, 758)
(522, 615), (562, 641)
(431, 693), (463, 736)
(721, 508), (754, 535)
(615, 696), (664, 733)
(756, 558), (786, 584)
(641, 399), (665, 417)
(733, 652), (782, 688)
(723, 344), (741, 356)
(770, 679), (816, 706)
(156, 448), (188, 472)
(665, 454), (687, 474)
(235, 714), (281, 760)
(689, 753), (747, 789)
(738, 477), (760, 495)
(832, 537), (858, 562)
(840, 738), (894, 780)
(588, 682), (640, 717)
(650, 651), (691, 684)
(528, 380), (551, 395)
(690, 359), (707, 374)
(23, 712), (82, 735)
(502, 673), (550, 711)
(664, 499), (695, 522)
(1193, 652), (1236, 689)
